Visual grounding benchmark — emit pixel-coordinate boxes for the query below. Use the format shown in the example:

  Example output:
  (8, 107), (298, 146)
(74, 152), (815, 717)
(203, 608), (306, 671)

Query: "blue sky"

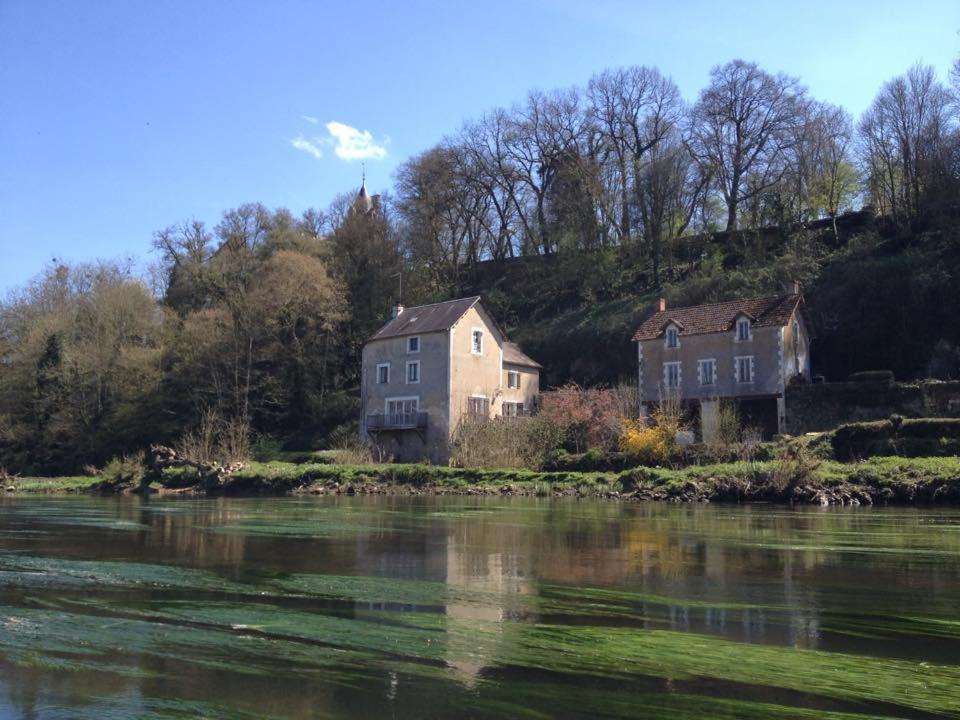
(1, 0), (957, 293)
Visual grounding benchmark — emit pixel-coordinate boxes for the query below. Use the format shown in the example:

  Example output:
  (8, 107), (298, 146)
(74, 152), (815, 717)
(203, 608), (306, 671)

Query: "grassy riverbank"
(8, 455), (960, 504)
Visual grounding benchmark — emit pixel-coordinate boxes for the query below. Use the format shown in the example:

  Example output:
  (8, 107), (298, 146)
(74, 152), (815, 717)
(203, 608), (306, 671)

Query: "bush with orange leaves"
(538, 383), (626, 452)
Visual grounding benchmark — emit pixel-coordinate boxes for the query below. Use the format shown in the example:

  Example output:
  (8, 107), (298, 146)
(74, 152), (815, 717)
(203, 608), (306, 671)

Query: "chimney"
(658, 298), (667, 312)
(790, 281), (801, 295)
(391, 303), (404, 319)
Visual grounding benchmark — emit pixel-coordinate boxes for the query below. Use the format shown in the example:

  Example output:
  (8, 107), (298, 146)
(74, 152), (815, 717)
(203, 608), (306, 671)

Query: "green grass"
(11, 455), (960, 504)
(8, 475), (103, 493)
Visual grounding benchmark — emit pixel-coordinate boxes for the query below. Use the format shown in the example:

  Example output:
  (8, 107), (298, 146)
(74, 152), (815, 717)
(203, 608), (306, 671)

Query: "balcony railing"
(366, 411), (428, 431)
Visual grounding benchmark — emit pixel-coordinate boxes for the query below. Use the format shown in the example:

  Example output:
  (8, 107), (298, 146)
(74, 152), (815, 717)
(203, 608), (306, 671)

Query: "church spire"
(351, 169), (374, 216)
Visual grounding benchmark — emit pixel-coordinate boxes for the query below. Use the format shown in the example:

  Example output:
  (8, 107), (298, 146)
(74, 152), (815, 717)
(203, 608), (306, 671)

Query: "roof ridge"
(401, 295), (481, 312)
(660, 293), (797, 313)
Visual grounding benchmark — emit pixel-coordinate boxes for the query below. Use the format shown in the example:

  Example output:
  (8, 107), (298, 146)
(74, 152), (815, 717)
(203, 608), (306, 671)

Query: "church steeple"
(350, 167), (377, 216)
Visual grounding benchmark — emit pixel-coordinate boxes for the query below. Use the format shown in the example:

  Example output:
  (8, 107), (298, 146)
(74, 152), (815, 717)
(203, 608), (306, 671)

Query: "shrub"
(768, 443), (821, 495)
(330, 437), (375, 465)
(539, 383), (623, 452)
(251, 434), (284, 462)
(621, 421), (672, 465)
(716, 400), (743, 445)
(829, 417), (960, 460)
(831, 420), (894, 460)
(176, 409), (251, 465)
(450, 416), (565, 469)
(101, 451), (146, 487)
(544, 450), (635, 473)
(897, 418), (960, 439)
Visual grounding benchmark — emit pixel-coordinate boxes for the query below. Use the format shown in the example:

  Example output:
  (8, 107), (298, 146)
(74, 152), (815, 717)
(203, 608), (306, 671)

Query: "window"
(471, 328), (484, 354)
(735, 356), (754, 383)
(507, 370), (521, 389)
(376, 363), (390, 384)
(698, 359), (716, 386)
(736, 317), (752, 342)
(502, 401), (524, 417)
(665, 326), (679, 348)
(386, 397), (419, 421)
(406, 360), (420, 384)
(664, 361), (681, 389)
(467, 396), (489, 416)
(407, 336), (420, 353)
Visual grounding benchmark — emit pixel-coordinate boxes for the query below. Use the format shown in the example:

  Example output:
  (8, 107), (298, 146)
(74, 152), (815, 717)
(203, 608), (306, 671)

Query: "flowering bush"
(620, 420), (672, 464)
(538, 383), (624, 452)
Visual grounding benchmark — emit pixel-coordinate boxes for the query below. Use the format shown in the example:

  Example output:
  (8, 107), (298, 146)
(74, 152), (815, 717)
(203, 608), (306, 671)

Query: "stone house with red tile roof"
(632, 288), (810, 440)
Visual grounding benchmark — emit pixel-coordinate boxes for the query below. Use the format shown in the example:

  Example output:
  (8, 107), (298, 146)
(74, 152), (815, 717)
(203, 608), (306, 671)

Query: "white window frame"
(507, 370), (521, 389)
(502, 401), (524, 417)
(698, 358), (717, 387)
(467, 394), (489, 416)
(376, 363), (390, 384)
(407, 336), (420, 354)
(735, 317), (752, 342)
(665, 325), (680, 349)
(663, 361), (681, 389)
(471, 327), (484, 355)
(735, 355), (755, 384)
(405, 359), (420, 384)
(385, 396), (419, 416)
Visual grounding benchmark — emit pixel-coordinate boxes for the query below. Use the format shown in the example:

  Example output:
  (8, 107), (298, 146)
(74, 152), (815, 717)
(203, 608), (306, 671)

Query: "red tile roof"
(632, 294), (802, 341)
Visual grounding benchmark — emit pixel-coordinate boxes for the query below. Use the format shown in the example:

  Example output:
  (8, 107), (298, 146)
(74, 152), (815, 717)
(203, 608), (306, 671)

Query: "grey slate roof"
(368, 297), (542, 372)
(633, 294), (802, 341)
(503, 342), (542, 369)
(368, 296), (482, 341)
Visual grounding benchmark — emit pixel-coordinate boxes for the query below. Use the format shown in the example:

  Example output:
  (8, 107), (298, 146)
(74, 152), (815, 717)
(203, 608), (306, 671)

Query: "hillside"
(460, 214), (960, 388)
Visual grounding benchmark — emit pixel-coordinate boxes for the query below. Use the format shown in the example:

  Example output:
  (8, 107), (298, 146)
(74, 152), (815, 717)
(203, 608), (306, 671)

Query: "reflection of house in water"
(140, 504), (249, 568)
(348, 504), (829, 695)
(350, 515), (533, 682)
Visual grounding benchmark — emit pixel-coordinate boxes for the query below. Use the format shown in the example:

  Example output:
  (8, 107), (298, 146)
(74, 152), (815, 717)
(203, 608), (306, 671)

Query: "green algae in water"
(2, 496), (960, 719)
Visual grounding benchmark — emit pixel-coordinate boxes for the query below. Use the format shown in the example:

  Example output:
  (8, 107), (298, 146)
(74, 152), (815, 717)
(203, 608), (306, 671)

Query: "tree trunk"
(725, 201), (738, 232)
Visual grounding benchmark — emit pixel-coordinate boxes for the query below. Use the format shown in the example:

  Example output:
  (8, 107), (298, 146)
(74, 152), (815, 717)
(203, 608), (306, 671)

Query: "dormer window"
(665, 326), (680, 349)
(736, 317), (752, 342)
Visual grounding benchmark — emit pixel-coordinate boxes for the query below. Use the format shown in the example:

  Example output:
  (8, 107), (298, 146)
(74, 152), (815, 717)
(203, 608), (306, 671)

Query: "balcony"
(366, 411), (428, 431)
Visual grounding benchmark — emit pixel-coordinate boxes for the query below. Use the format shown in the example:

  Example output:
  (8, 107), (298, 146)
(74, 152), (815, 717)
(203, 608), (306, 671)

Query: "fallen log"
(150, 445), (245, 485)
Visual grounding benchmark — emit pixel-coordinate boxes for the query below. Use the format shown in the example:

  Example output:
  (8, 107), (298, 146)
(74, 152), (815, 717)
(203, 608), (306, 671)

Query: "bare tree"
(859, 64), (954, 220)
(807, 104), (858, 237)
(502, 88), (588, 254)
(587, 66), (683, 244)
(459, 112), (524, 260)
(637, 133), (711, 285)
(688, 60), (805, 232)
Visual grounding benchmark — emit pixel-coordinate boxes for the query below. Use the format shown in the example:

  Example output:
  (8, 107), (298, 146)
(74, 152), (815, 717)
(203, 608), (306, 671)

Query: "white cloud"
(290, 135), (324, 159)
(300, 114), (319, 124)
(324, 121), (388, 161)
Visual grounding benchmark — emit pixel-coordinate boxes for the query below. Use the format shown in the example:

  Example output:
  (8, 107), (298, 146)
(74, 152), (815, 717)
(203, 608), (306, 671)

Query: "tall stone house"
(360, 296), (541, 464)
(632, 290), (810, 440)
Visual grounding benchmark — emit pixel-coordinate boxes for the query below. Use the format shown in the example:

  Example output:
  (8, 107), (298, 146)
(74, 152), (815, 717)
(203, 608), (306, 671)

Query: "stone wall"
(785, 380), (960, 434)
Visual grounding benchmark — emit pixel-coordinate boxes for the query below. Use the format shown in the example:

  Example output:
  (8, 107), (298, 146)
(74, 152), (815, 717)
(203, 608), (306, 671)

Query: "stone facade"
(361, 298), (540, 464)
(634, 295), (810, 441)
(785, 380), (960, 434)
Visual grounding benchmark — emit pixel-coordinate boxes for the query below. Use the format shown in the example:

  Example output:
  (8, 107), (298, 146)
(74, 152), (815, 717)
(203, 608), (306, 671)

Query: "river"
(0, 496), (958, 719)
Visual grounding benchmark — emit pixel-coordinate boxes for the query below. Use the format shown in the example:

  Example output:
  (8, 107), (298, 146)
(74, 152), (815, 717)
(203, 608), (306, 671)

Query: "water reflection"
(0, 496), (959, 719)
